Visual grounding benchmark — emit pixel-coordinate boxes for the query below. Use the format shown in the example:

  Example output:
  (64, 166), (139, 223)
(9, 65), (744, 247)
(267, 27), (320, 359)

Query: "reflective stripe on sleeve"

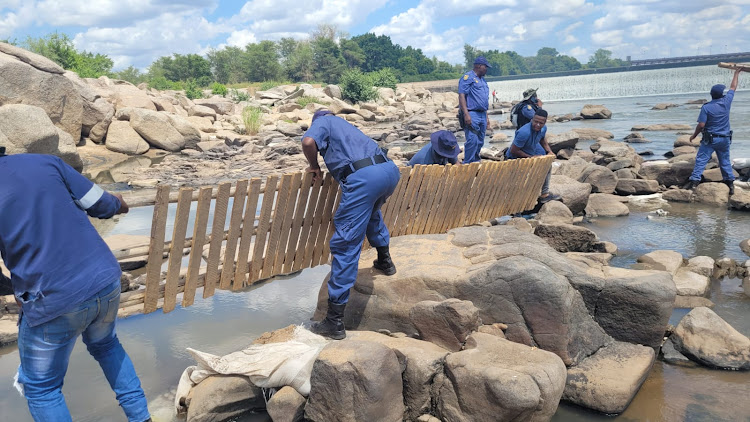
(78, 184), (104, 209)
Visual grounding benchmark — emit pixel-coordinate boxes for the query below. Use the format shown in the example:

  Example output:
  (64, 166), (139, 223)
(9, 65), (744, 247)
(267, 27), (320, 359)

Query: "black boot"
(373, 246), (397, 276)
(310, 300), (346, 340)
(725, 180), (735, 195)
(685, 180), (700, 190)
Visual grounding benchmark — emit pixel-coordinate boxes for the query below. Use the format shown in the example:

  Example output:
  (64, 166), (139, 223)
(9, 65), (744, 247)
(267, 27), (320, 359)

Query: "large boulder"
(186, 375), (265, 422)
(194, 98), (234, 115)
(95, 77), (157, 111)
(584, 194), (630, 217)
(437, 333), (567, 422)
(639, 160), (694, 187)
(580, 104), (612, 119)
(546, 131), (579, 153)
(591, 139), (638, 165)
(305, 340), (404, 422)
(0, 42), (64, 73)
(672, 268), (710, 297)
(537, 200), (574, 224)
(579, 165), (618, 194)
(129, 109), (187, 152)
(0, 104), (82, 170)
(549, 175), (592, 215)
(267, 386), (306, 422)
(409, 299), (480, 352)
(572, 128), (613, 140)
(671, 307), (750, 370)
(563, 341), (655, 414)
(63, 71), (115, 144)
(534, 223), (603, 253)
(0, 48), (83, 142)
(615, 179), (660, 195)
(165, 114), (202, 149)
(693, 182), (729, 206)
(105, 120), (150, 155)
(729, 188), (750, 211)
(636, 250), (683, 275)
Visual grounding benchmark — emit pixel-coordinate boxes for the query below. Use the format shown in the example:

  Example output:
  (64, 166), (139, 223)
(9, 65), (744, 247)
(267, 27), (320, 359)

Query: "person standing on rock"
(0, 150), (151, 422)
(687, 68), (743, 194)
(505, 109), (561, 203)
(408, 130), (460, 166)
(301, 110), (401, 340)
(458, 56), (491, 164)
(511, 88), (543, 133)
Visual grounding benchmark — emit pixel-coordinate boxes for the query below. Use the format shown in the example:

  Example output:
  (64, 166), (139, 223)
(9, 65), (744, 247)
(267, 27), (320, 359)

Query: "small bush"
(242, 106), (264, 135)
(184, 79), (203, 100)
(229, 88), (250, 103)
(211, 82), (228, 97)
(368, 68), (398, 90)
(259, 80), (290, 91)
(296, 95), (326, 107)
(339, 69), (377, 103)
(149, 76), (180, 91)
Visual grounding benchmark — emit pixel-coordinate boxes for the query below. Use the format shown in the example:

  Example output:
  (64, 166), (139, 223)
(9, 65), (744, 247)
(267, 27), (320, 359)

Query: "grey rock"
(585, 194), (630, 217)
(580, 104), (612, 119)
(615, 179), (660, 195)
(671, 307), (750, 370)
(409, 299), (481, 351)
(267, 386), (306, 422)
(105, 120), (149, 155)
(130, 109), (186, 152)
(186, 375), (265, 422)
(537, 200), (574, 225)
(534, 223), (602, 253)
(549, 175), (592, 215)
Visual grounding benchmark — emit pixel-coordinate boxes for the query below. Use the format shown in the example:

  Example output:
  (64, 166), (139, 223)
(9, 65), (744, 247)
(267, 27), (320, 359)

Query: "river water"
(2, 68), (750, 421)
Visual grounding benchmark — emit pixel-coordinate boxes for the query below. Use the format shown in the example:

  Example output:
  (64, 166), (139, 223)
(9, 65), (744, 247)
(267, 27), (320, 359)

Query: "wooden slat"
(302, 175), (333, 269)
(143, 185), (170, 314)
(283, 172), (313, 273)
(219, 179), (249, 290)
(273, 173), (302, 275)
(261, 174), (293, 280)
(393, 165), (426, 236)
(422, 165), (450, 234)
(446, 163), (477, 230)
(515, 158), (539, 212)
(382, 166), (412, 233)
(428, 164), (457, 234)
(415, 165), (445, 234)
(320, 187), (342, 265)
(233, 178), (262, 290)
(463, 162), (490, 225)
(203, 182), (231, 298)
(440, 164), (469, 233)
(483, 161), (505, 221)
(312, 177), (340, 266)
(292, 176), (323, 272)
(409, 165), (439, 235)
(475, 162), (500, 223)
(520, 157), (542, 210)
(249, 175), (279, 283)
(163, 187), (193, 313)
(183, 187), (212, 307)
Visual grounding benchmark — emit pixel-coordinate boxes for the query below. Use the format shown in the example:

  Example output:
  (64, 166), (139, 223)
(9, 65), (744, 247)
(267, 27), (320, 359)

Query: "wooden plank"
(233, 178), (262, 290)
(302, 174), (333, 269)
(249, 175), (279, 283)
(409, 165), (439, 235)
(719, 62), (750, 71)
(183, 187), (212, 307)
(203, 182), (231, 298)
(417, 165), (446, 234)
(498, 159), (521, 216)
(423, 165), (450, 234)
(312, 176), (339, 266)
(292, 175), (323, 272)
(143, 185), (170, 314)
(484, 161), (506, 220)
(394, 165), (427, 236)
(520, 157), (543, 211)
(382, 166), (411, 234)
(465, 162), (491, 225)
(283, 172), (313, 273)
(273, 173), (302, 275)
(447, 163), (478, 230)
(513, 158), (537, 213)
(261, 174), (293, 280)
(502, 158), (525, 216)
(431, 164), (459, 234)
(219, 179), (249, 290)
(321, 186), (342, 265)
(163, 187), (193, 313)
(477, 162), (501, 222)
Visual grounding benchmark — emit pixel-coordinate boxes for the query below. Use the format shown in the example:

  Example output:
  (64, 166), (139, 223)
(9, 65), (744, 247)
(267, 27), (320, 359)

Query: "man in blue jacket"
(506, 109), (561, 203)
(0, 149), (151, 422)
(408, 130), (460, 166)
(302, 111), (401, 340)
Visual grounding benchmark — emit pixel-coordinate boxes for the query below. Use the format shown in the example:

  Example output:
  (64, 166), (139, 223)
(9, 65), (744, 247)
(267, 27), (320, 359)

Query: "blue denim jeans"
(16, 280), (150, 422)
(689, 136), (734, 182)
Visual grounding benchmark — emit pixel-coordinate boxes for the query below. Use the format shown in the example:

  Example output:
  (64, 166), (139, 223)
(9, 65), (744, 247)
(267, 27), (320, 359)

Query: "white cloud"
(568, 46), (587, 61)
(226, 29), (257, 47)
(35, 0), (218, 27)
(591, 29), (623, 46)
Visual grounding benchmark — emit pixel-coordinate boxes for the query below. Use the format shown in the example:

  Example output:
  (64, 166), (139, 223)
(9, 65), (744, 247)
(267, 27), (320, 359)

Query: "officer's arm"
(302, 136), (323, 182)
(689, 122), (705, 141)
(509, 144), (531, 158)
(540, 136), (554, 155)
(459, 94), (472, 126)
(730, 69), (741, 91)
(57, 157), (126, 218)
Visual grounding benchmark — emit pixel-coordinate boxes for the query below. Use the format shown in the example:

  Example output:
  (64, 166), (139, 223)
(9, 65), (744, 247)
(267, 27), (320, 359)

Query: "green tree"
(587, 49), (625, 69)
(351, 33), (401, 72)
(150, 53), (212, 82)
(339, 69), (377, 102)
(207, 46), (247, 84)
(340, 38), (365, 69)
(312, 38), (345, 84)
(112, 66), (146, 84)
(245, 41), (281, 81)
(285, 41), (315, 82)
(23, 32), (113, 77)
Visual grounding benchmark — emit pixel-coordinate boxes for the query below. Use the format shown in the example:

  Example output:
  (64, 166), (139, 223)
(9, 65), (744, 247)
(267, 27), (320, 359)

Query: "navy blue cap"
(430, 130), (460, 159)
(312, 109), (333, 122)
(710, 84), (726, 99)
(473, 56), (492, 68)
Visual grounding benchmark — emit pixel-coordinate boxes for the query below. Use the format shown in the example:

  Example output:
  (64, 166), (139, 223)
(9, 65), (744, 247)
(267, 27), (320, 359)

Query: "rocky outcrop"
(63, 71), (115, 144)
(537, 200), (574, 224)
(584, 194), (630, 217)
(693, 182), (729, 206)
(534, 223), (604, 253)
(546, 131), (579, 153)
(670, 307), (750, 370)
(130, 109), (187, 152)
(615, 179), (660, 195)
(580, 104), (612, 119)
(637, 250), (683, 274)
(105, 120), (150, 155)
(549, 175), (592, 215)
(186, 375), (265, 422)
(409, 299), (480, 352)
(639, 160), (693, 187)
(267, 386), (307, 422)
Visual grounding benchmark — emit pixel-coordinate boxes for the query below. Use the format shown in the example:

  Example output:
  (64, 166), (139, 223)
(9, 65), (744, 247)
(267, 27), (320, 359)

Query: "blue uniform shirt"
(699, 90), (734, 136)
(507, 122), (547, 158)
(408, 143), (457, 166)
(0, 154), (122, 327)
(521, 101), (538, 122)
(458, 70), (489, 111)
(303, 115), (383, 180)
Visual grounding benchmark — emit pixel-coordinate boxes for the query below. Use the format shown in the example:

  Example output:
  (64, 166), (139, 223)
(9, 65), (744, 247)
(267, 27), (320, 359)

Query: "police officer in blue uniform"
(408, 130), (460, 166)
(458, 56), (491, 164)
(506, 109), (561, 203)
(302, 110), (401, 339)
(513, 88), (543, 132)
(687, 68), (744, 194)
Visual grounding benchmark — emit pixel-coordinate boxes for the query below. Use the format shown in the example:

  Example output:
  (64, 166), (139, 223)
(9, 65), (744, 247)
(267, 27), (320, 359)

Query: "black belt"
(468, 109), (486, 112)
(336, 154), (388, 181)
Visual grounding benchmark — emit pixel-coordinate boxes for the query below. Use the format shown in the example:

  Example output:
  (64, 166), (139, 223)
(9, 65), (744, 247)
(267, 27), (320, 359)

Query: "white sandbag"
(175, 326), (328, 414)
(733, 157), (750, 170)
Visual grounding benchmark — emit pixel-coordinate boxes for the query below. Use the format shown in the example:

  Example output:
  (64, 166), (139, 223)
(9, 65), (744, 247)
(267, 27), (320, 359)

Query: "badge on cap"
(527, 105), (532, 110)
(463, 75), (469, 80)
(474, 79), (478, 83)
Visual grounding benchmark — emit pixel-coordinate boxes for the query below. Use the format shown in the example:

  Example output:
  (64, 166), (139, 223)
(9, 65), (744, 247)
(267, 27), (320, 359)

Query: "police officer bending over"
(687, 68), (744, 194)
(302, 110), (401, 340)
(408, 130), (460, 166)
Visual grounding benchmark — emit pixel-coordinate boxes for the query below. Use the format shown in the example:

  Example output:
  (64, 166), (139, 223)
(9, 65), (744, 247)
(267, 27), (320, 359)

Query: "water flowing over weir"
(489, 65), (732, 101)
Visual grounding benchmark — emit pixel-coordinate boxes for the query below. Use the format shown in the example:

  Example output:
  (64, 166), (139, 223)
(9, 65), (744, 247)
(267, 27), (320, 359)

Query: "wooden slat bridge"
(117, 156), (554, 315)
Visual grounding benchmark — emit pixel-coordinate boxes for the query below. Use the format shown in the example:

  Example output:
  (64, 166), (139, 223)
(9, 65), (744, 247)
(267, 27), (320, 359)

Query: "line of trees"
(6, 28), (629, 92)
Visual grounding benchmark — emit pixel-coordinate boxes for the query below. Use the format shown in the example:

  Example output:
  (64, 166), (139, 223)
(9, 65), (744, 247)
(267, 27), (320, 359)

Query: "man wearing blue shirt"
(458, 56), (491, 164)
(302, 110), (401, 339)
(408, 130), (460, 166)
(687, 68), (744, 194)
(0, 151), (150, 422)
(513, 88), (543, 132)
(506, 109), (560, 203)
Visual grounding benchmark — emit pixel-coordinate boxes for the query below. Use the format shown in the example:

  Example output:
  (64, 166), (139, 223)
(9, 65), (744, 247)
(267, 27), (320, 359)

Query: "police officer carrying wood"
(686, 68), (744, 194)
(302, 110), (401, 340)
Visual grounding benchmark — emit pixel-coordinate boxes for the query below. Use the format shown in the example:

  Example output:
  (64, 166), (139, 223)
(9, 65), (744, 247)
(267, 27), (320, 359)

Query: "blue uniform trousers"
(689, 136), (734, 182)
(463, 111), (486, 164)
(328, 161), (400, 304)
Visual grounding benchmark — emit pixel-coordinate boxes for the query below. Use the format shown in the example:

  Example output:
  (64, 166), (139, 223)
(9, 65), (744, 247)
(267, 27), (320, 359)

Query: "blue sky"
(1, 0), (748, 70)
